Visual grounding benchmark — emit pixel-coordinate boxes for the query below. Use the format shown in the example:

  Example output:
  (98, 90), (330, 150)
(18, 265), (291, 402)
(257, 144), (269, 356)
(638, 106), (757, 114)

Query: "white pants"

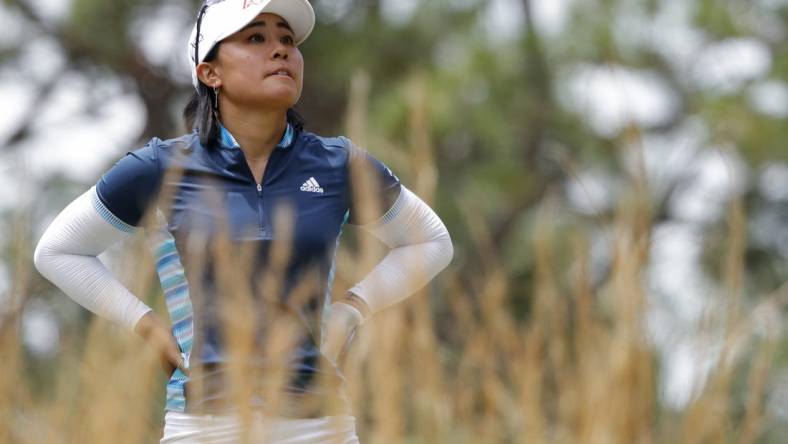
(160, 411), (360, 444)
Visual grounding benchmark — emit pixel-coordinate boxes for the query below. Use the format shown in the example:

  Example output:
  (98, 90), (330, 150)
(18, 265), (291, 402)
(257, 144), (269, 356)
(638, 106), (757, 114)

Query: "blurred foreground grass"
(1, 173), (779, 444)
(0, 77), (782, 444)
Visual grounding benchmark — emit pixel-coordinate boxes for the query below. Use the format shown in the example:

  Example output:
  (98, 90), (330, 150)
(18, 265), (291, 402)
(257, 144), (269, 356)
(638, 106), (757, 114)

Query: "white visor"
(187, 0), (315, 88)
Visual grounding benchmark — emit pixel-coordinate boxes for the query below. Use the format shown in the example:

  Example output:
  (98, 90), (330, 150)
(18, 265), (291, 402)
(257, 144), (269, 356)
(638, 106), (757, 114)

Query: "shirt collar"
(218, 122), (294, 150)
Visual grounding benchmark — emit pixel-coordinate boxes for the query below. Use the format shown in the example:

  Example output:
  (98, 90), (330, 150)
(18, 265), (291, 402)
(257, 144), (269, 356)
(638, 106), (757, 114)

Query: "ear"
(196, 62), (222, 88)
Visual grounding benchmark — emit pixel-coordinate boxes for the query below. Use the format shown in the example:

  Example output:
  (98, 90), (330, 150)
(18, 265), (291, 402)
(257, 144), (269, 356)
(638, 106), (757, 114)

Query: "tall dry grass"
(0, 73), (781, 444)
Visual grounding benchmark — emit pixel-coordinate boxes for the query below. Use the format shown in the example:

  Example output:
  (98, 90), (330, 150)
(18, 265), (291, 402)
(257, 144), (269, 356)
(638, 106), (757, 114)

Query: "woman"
(34, 0), (453, 442)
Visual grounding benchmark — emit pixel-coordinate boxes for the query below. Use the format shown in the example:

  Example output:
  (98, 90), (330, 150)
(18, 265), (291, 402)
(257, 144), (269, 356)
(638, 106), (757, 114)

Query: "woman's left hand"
(321, 302), (364, 366)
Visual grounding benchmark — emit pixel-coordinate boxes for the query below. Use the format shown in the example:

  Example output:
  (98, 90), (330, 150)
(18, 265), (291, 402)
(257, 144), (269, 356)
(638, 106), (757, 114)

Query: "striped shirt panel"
(149, 221), (194, 412)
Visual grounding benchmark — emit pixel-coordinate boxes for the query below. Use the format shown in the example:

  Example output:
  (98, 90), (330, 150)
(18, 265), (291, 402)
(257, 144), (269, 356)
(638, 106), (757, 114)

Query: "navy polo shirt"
(95, 124), (401, 414)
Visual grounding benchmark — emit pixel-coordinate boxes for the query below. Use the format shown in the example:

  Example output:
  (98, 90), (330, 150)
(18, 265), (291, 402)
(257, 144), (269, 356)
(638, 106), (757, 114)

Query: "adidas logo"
(300, 177), (324, 194)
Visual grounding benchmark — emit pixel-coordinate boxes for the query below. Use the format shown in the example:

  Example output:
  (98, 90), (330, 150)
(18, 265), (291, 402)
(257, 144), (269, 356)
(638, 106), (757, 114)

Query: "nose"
(272, 44), (288, 60)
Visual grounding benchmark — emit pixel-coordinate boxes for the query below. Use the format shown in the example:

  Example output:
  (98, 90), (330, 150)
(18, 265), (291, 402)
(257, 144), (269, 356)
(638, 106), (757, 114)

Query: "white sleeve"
(33, 186), (153, 331)
(348, 186), (453, 316)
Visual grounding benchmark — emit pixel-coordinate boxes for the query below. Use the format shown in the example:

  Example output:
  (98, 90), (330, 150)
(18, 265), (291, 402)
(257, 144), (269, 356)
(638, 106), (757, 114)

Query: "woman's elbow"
(33, 240), (48, 276)
(33, 236), (57, 279)
(436, 230), (454, 272)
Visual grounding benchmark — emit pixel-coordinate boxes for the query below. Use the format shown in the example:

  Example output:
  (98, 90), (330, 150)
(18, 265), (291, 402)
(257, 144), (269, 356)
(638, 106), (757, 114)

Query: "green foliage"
(2, 0), (788, 440)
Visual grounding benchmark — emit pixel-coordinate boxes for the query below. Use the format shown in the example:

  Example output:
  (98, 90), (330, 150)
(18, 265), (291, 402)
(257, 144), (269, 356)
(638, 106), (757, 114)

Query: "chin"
(257, 88), (300, 109)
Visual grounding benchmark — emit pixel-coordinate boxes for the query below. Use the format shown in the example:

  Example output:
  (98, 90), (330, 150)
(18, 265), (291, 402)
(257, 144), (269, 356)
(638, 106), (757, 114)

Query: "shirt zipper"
(241, 152), (275, 237)
(256, 182), (264, 235)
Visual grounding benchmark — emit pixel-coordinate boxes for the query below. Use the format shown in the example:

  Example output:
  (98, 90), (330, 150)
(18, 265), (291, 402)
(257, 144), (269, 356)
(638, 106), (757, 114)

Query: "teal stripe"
(165, 377), (187, 412)
(159, 266), (180, 279)
(166, 291), (190, 308)
(177, 337), (193, 351)
(173, 330), (192, 344)
(278, 123), (294, 148)
(156, 252), (179, 268)
(164, 293), (188, 307)
(172, 316), (191, 329)
(219, 123), (293, 150)
(170, 305), (192, 321)
(160, 268), (186, 283)
(161, 274), (186, 289)
(155, 242), (177, 257)
(171, 320), (192, 340)
(322, 210), (350, 338)
(164, 285), (189, 301)
(90, 190), (136, 233)
(380, 190), (405, 225)
(164, 289), (188, 302)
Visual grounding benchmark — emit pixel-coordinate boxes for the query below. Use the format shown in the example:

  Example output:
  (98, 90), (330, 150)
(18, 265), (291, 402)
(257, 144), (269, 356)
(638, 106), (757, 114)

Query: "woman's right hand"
(134, 311), (190, 377)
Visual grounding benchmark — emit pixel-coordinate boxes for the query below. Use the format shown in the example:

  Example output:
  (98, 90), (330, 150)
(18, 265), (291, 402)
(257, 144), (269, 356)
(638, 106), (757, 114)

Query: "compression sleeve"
(33, 187), (153, 330)
(348, 186), (453, 317)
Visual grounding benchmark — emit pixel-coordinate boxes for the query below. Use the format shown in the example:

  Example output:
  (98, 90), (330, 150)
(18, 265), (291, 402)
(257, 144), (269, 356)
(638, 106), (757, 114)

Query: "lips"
(265, 66), (294, 79)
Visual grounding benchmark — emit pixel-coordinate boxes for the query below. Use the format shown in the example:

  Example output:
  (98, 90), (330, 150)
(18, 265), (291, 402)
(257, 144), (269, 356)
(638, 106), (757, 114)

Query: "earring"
(212, 85), (220, 112)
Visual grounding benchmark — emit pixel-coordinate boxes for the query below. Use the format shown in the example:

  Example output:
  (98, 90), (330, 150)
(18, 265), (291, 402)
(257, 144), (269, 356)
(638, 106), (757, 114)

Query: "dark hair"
(182, 44), (305, 147)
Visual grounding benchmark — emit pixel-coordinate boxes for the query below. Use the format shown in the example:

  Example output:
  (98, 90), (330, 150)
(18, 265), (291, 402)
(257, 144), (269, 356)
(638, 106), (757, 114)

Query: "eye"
(281, 35), (295, 45)
(248, 33), (265, 43)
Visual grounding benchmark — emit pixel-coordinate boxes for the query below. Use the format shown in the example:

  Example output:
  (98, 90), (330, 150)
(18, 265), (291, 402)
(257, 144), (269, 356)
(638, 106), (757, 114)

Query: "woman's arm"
(321, 186), (453, 361)
(348, 186), (454, 315)
(34, 186), (187, 374)
(33, 187), (152, 330)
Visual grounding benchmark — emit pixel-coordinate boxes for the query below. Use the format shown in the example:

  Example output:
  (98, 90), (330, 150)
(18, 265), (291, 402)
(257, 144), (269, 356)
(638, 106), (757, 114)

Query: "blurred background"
(1, 0), (787, 442)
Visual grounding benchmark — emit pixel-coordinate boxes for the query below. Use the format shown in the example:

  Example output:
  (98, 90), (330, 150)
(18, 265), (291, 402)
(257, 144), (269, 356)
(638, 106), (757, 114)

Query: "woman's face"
(200, 13), (304, 111)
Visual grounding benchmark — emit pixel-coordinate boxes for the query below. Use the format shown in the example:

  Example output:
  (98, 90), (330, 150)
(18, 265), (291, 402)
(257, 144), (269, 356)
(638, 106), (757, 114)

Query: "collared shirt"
(218, 122), (295, 151)
(95, 127), (401, 414)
